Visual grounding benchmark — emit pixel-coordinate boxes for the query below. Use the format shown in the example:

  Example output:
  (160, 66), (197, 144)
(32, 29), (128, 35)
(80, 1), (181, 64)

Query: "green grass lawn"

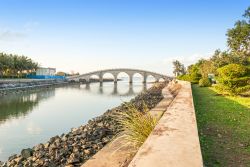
(192, 84), (250, 167)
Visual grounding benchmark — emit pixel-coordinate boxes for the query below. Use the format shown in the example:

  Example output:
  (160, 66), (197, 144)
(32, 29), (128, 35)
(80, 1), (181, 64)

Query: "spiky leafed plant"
(115, 102), (159, 149)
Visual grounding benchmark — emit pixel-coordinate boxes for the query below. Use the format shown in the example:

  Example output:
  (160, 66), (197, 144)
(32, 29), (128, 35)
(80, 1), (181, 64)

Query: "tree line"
(0, 53), (38, 78)
(173, 6), (250, 95)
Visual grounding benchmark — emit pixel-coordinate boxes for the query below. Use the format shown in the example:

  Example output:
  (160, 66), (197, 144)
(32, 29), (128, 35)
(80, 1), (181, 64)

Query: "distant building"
(27, 67), (64, 79)
(36, 67), (56, 76)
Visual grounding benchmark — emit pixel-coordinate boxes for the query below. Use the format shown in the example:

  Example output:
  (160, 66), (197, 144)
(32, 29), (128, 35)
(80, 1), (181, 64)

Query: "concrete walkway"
(128, 81), (203, 167)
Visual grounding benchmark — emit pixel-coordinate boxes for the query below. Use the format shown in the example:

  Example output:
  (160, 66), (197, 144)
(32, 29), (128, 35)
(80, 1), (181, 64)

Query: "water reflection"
(0, 89), (55, 125)
(84, 83), (148, 97)
(0, 82), (149, 126)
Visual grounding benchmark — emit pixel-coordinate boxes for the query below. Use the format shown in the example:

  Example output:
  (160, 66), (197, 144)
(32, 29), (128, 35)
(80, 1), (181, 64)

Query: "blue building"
(28, 67), (65, 79)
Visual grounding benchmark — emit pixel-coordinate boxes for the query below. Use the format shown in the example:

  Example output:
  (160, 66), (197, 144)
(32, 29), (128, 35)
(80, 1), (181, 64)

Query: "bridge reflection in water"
(82, 82), (148, 97)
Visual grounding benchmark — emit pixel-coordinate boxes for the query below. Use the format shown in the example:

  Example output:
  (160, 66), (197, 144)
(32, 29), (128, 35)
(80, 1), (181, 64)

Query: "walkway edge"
(128, 81), (203, 167)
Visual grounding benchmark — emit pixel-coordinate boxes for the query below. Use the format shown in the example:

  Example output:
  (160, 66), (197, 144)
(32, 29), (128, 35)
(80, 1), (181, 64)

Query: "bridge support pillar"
(114, 75), (118, 83)
(99, 75), (103, 83)
(129, 75), (133, 84)
(113, 83), (118, 94)
(86, 77), (90, 84)
(143, 75), (147, 83)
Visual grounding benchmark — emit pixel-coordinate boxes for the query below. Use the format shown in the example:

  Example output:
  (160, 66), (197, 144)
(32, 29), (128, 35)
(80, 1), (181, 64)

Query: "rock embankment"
(0, 83), (166, 167)
(0, 79), (69, 96)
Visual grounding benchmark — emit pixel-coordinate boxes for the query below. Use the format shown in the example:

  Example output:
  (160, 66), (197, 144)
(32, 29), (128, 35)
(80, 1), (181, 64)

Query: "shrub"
(177, 74), (190, 81)
(115, 102), (159, 149)
(216, 64), (250, 95)
(217, 64), (248, 79)
(199, 78), (212, 87)
(177, 74), (201, 84)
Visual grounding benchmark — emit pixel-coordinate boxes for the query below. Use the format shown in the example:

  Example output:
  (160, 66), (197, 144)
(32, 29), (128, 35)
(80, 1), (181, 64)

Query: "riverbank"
(0, 79), (69, 96)
(192, 85), (250, 166)
(0, 78), (117, 96)
(0, 82), (166, 167)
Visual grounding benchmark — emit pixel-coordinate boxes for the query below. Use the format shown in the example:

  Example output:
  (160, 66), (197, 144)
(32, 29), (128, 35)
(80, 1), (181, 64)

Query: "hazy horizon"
(0, 0), (249, 75)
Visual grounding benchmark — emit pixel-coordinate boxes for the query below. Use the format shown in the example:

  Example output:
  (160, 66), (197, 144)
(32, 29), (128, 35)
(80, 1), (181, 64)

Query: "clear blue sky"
(0, 0), (249, 75)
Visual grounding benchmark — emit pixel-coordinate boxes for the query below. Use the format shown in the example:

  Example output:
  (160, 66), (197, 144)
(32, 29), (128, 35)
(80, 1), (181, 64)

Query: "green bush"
(217, 64), (248, 79)
(177, 74), (190, 81)
(177, 74), (201, 84)
(216, 64), (250, 95)
(199, 78), (212, 87)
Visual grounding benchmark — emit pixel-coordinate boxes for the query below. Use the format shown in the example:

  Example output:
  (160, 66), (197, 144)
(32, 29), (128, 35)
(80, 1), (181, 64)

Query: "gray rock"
(8, 154), (17, 161)
(21, 148), (33, 159)
(34, 143), (44, 151)
(44, 142), (50, 149)
(67, 153), (80, 164)
(83, 149), (92, 155)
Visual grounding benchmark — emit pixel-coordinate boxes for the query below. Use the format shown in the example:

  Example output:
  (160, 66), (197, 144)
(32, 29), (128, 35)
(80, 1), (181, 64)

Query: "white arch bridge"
(66, 68), (172, 83)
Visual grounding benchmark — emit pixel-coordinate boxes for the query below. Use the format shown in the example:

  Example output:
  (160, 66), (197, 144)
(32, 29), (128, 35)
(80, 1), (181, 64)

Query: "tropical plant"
(0, 52), (38, 78)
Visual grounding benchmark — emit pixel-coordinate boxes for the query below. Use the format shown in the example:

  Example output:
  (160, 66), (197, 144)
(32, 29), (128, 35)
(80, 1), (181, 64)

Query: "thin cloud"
(163, 52), (213, 67)
(24, 21), (39, 31)
(0, 30), (27, 41)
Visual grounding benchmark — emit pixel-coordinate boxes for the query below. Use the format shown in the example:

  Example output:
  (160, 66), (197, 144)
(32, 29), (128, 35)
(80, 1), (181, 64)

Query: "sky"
(0, 0), (249, 75)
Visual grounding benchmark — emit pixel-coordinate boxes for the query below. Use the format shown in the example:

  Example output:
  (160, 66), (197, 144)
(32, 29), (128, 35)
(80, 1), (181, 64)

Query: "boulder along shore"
(0, 82), (166, 167)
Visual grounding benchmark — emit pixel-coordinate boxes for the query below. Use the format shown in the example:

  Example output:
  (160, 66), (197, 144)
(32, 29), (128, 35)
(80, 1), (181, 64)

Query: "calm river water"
(0, 79), (153, 161)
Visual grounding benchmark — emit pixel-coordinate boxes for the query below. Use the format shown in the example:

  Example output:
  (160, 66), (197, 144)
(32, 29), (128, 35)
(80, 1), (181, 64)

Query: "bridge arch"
(146, 75), (157, 83)
(89, 74), (100, 83)
(117, 72), (130, 82)
(133, 72), (144, 83)
(102, 71), (117, 81)
(159, 78), (165, 82)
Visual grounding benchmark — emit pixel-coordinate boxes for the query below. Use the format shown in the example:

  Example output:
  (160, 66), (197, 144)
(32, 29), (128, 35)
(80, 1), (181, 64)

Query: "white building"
(36, 67), (56, 76)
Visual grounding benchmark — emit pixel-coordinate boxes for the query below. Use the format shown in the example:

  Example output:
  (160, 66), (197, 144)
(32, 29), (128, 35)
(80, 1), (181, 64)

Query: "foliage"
(177, 64), (202, 83)
(192, 85), (250, 166)
(177, 74), (190, 81)
(187, 64), (202, 83)
(0, 52), (38, 78)
(199, 60), (216, 78)
(172, 60), (186, 76)
(227, 6), (250, 56)
(115, 102), (159, 149)
(216, 64), (250, 95)
(56, 71), (66, 76)
(198, 77), (212, 87)
(217, 63), (248, 78)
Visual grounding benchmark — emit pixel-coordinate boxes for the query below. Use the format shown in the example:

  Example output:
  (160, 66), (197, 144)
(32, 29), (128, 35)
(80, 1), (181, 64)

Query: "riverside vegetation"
(0, 83), (165, 167)
(0, 53), (38, 78)
(174, 6), (250, 167)
(174, 6), (250, 95)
